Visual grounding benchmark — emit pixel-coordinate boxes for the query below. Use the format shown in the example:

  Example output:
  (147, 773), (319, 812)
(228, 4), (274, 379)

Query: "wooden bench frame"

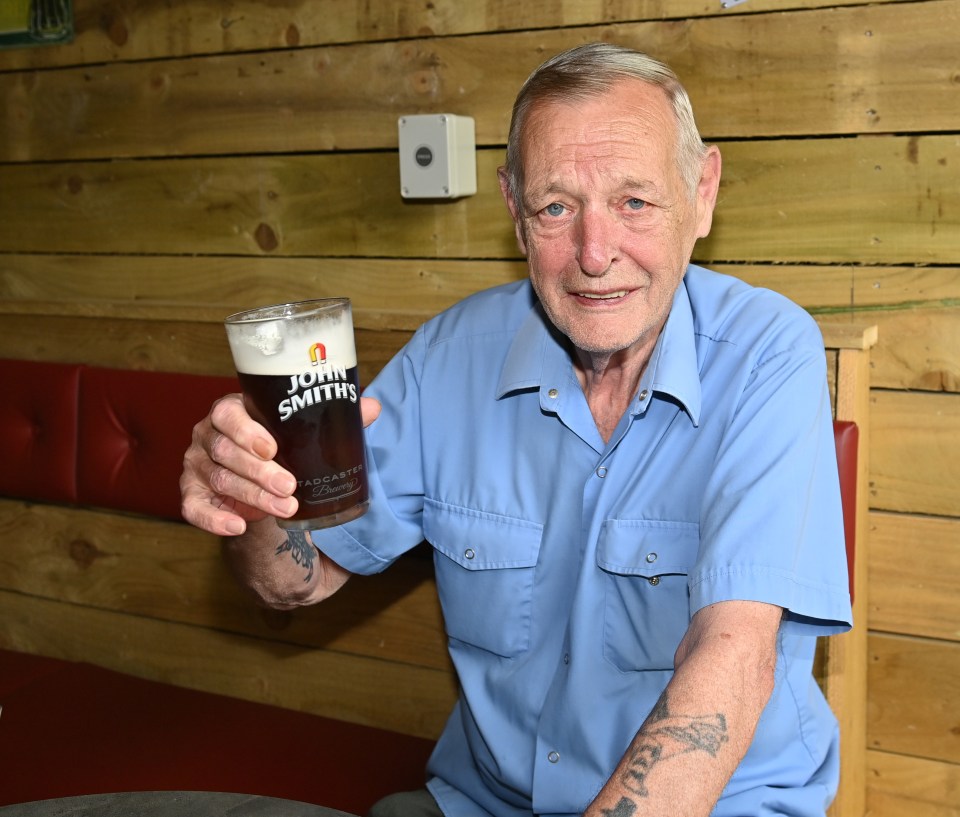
(817, 321), (877, 817)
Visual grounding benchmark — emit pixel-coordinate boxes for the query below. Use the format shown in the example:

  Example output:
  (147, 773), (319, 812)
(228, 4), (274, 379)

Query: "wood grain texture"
(0, 500), (450, 672)
(0, 152), (515, 258)
(0, 589), (456, 738)
(0, 313), (410, 385)
(3, 256), (957, 395)
(0, 253), (528, 331)
(701, 135), (960, 265)
(1, 0), (949, 160)
(1, 136), (957, 264)
(0, 0), (906, 71)
(868, 633), (960, 764)
(867, 750), (960, 817)
(870, 390), (960, 516)
(869, 512), (960, 642)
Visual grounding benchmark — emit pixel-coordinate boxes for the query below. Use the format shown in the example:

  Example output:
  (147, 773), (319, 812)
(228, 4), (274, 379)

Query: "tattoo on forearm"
(275, 530), (315, 582)
(620, 693), (729, 797)
(601, 797), (637, 817)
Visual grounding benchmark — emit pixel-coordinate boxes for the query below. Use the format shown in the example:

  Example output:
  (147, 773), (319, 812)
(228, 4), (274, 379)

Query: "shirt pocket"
(423, 498), (543, 659)
(597, 520), (700, 672)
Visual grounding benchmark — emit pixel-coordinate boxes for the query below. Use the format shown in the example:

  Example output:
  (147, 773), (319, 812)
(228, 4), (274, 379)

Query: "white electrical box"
(398, 114), (476, 199)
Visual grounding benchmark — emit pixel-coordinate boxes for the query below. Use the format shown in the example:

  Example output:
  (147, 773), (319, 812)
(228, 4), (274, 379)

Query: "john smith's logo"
(309, 342), (326, 365)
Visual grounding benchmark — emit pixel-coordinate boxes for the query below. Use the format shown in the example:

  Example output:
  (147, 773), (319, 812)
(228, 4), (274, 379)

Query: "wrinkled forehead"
(518, 83), (682, 196)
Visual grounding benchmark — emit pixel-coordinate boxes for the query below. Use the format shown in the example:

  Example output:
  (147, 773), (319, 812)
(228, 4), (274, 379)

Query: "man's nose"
(576, 209), (618, 276)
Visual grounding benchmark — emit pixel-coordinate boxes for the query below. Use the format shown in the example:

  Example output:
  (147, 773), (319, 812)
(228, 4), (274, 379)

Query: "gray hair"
(504, 42), (709, 206)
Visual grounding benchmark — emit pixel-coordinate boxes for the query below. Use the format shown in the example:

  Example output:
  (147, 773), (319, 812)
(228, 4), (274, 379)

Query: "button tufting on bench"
(0, 358), (80, 504)
(0, 359), (239, 520)
(76, 366), (239, 520)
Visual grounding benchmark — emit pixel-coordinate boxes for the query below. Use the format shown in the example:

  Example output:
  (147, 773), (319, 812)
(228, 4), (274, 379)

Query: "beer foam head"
(225, 299), (357, 375)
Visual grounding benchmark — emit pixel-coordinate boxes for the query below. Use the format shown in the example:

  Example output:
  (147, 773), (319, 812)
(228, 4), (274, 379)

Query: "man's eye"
(544, 202), (565, 217)
(626, 198), (646, 210)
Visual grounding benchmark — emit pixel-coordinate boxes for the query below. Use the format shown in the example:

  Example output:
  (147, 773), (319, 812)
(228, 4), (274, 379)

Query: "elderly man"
(181, 43), (851, 817)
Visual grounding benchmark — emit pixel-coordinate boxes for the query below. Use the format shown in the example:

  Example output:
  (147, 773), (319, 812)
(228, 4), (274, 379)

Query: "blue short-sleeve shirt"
(312, 266), (852, 817)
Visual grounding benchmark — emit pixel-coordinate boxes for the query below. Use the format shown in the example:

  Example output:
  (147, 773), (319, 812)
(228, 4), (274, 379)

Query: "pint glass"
(224, 298), (369, 529)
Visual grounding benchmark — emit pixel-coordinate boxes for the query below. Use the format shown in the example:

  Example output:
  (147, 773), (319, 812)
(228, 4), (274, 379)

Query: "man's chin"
(567, 332), (637, 359)
(564, 319), (663, 365)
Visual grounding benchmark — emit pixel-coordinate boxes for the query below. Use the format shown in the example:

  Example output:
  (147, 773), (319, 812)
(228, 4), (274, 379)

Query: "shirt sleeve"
(309, 326), (429, 574)
(689, 316), (853, 637)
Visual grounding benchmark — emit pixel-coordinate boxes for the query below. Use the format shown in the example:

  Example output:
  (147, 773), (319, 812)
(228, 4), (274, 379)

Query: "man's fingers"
(203, 396), (297, 495)
(192, 429), (297, 517)
(205, 455), (297, 516)
(182, 391), (374, 538)
(179, 393), (298, 535)
(179, 456), (298, 536)
(209, 394), (276, 461)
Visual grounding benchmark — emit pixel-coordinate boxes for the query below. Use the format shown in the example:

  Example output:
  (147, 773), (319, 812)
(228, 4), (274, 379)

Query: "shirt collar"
(495, 276), (702, 426)
(642, 279), (702, 425)
(495, 295), (555, 397)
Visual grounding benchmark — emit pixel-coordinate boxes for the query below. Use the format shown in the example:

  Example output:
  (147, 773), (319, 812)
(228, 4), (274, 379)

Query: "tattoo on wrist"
(620, 693), (729, 797)
(275, 530), (316, 582)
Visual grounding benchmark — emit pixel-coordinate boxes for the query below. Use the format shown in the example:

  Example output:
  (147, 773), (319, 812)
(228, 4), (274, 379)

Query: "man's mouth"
(576, 290), (629, 300)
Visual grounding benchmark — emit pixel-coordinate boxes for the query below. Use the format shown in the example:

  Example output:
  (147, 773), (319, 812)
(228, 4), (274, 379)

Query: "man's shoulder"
(684, 265), (823, 356)
(421, 279), (536, 344)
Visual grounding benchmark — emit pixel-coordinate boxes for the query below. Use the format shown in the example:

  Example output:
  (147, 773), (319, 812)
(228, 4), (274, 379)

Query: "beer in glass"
(224, 298), (369, 529)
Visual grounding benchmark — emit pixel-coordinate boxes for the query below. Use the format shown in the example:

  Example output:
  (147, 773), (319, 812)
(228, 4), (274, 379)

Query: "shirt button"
(596, 466), (608, 478)
(649, 576), (661, 586)
(548, 388), (559, 399)
(464, 548), (475, 560)
(639, 389), (649, 400)
(646, 552), (658, 563)
(547, 751), (560, 763)
(563, 653), (570, 665)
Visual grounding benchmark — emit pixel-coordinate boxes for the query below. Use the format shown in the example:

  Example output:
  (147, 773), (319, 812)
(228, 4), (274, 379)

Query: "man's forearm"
(221, 518), (351, 609)
(585, 689), (737, 817)
(584, 601), (781, 817)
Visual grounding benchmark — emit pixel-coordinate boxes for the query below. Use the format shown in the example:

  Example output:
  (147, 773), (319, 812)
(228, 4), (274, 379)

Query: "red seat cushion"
(76, 368), (238, 520)
(0, 358), (80, 504)
(0, 650), (434, 814)
(832, 420), (858, 603)
(0, 648), (68, 698)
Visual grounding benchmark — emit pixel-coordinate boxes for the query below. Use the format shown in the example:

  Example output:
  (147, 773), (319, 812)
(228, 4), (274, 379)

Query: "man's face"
(500, 80), (720, 361)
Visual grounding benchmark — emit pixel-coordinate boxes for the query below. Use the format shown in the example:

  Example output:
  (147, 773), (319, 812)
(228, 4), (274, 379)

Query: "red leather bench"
(0, 648), (434, 812)
(0, 358), (239, 519)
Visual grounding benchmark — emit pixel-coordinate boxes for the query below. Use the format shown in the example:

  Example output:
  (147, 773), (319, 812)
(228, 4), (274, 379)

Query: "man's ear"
(694, 145), (722, 240)
(498, 166), (528, 255)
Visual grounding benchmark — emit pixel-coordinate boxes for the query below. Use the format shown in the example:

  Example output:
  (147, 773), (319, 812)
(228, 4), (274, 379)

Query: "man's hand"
(179, 393), (381, 537)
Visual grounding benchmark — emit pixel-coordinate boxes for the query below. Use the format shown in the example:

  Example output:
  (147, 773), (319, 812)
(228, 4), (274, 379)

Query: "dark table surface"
(0, 792), (358, 817)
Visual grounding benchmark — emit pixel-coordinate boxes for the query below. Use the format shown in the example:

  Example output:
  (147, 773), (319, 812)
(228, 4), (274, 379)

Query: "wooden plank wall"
(0, 1), (957, 814)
